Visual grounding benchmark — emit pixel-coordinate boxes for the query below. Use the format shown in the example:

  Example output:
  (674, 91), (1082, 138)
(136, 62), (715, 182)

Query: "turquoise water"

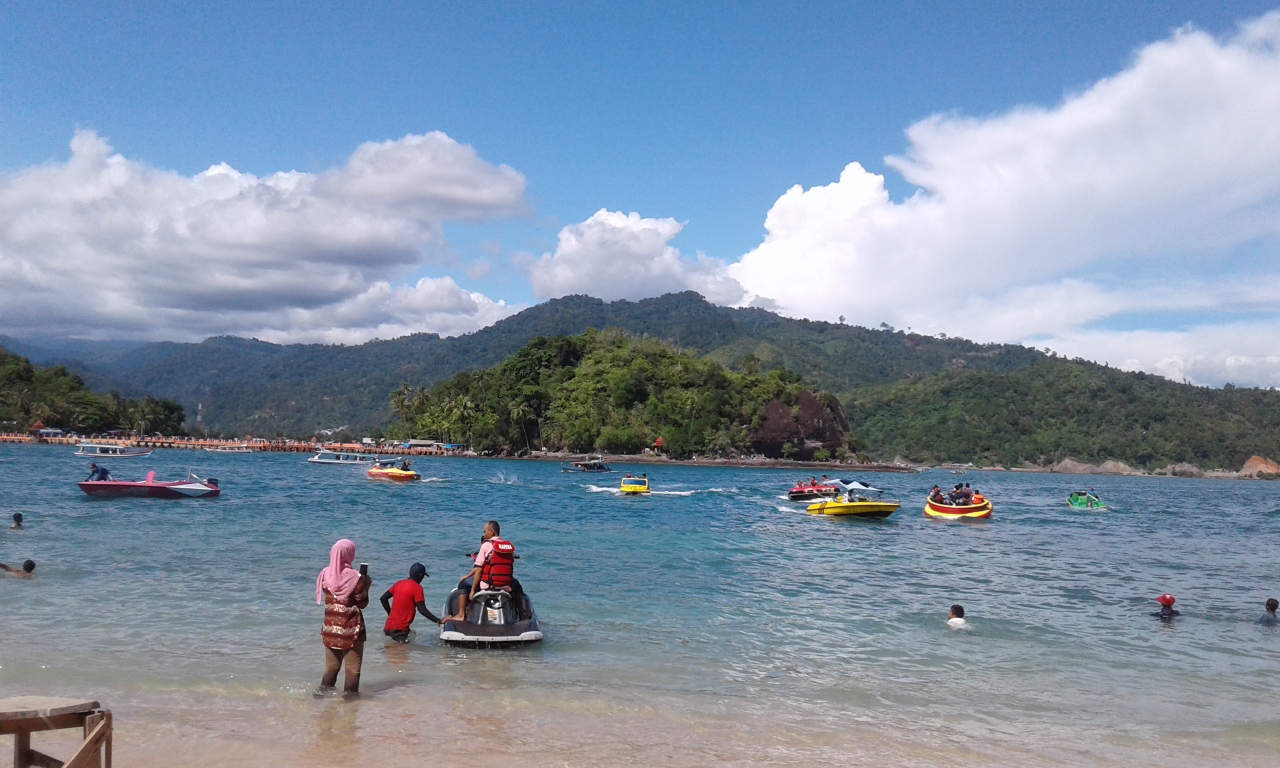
(2, 443), (1278, 766)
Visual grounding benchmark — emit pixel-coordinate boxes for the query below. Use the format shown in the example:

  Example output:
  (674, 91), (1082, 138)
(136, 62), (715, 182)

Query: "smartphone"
(359, 563), (368, 576)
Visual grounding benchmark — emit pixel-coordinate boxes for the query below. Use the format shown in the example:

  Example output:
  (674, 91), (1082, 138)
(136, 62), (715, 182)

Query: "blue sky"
(2, 2), (1280, 386)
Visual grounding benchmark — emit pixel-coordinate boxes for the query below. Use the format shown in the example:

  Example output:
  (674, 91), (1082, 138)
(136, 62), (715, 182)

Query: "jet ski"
(440, 586), (543, 648)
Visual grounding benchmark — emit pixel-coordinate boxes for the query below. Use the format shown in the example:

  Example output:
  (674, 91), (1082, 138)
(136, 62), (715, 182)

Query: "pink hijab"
(316, 539), (362, 604)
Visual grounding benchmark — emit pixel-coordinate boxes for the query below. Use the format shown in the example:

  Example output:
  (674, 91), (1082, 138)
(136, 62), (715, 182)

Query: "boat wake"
(419, 477), (448, 483)
(488, 473), (522, 485)
(583, 484), (623, 494)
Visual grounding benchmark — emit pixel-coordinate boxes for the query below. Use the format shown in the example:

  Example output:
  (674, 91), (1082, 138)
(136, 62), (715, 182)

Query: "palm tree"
(509, 400), (532, 453)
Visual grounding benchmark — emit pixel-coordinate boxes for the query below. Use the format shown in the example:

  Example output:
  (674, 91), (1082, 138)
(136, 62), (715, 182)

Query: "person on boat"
(959, 483), (973, 503)
(0, 559), (35, 579)
(820, 475), (829, 484)
(450, 520), (528, 622)
(316, 539), (371, 695)
(1259, 598), (1278, 627)
(947, 605), (966, 628)
(380, 562), (443, 643)
(9, 513), (22, 530)
(970, 489), (986, 505)
(1151, 593), (1180, 620)
(625, 473), (632, 478)
(929, 486), (946, 504)
(85, 463), (112, 482)
(947, 484), (964, 504)
(399, 458), (411, 471)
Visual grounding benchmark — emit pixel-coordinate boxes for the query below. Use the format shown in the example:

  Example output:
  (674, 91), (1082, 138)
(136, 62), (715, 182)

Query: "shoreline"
(4, 432), (1274, 479)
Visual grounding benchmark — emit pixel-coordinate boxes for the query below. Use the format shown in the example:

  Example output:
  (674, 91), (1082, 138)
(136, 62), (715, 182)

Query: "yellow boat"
(619, 476), (650, 494)
(368, 462), (420, 481)
(806, 496), (900, 518)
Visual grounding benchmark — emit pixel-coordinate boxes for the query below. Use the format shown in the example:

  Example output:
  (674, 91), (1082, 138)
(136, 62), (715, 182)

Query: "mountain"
(3, 293), (1043, 436)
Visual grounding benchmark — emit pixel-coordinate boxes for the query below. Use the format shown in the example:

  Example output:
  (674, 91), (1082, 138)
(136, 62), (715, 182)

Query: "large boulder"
(1097, 460), (1144, 476)
(1051, 458), (1098, 474)
(748, 390), (846, 460)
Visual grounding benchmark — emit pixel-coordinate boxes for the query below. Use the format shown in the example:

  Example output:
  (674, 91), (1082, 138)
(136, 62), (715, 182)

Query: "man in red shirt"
(380, 563), (443, 643)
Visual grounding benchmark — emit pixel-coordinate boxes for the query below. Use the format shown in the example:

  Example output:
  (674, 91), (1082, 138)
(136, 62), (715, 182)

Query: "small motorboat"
(440, 587), (542, 647)
(619, 476), (650, 494)
(368, 460), (420, 481)
(561, 455), (614, 472)
(925, 496), (992, 519)
(204, 444), (253, 453)
(73, 442), (152, 458)
(307, 450), (378, 464)
(77, 470), (221, 499)
(807, 483), (900, 518)
(787, 482), (841, 501)
(1067, 491), (1106, 509)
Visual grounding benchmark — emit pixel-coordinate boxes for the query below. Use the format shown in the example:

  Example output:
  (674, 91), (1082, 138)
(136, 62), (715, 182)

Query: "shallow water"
(2, 444), (1278, 766)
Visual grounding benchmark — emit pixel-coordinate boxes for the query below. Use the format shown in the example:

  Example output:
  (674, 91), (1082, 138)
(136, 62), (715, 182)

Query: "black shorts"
(384, 629), (411, 643)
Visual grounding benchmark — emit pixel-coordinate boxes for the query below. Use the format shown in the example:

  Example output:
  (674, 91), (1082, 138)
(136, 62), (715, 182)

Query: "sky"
(2, 1), (1279, 387)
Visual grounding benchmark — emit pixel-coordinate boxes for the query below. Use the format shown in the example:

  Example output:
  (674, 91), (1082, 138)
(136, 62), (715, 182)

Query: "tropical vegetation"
(0, 347), (185, 435)
(389, 329), (848, 457)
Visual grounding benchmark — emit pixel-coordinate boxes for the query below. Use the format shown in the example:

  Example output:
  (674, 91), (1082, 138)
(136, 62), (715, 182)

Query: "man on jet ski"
(449, 520), (529, 621)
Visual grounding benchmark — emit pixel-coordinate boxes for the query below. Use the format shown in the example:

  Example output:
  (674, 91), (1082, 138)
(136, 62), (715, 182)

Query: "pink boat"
(78, 470), (221, 499)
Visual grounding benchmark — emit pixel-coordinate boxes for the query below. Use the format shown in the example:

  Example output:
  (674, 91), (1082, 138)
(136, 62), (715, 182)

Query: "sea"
(1, 443), (1278, 767)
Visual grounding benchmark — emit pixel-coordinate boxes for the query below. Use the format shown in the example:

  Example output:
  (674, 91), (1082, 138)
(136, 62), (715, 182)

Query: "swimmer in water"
(1151, 593), (1180, 620)
(1259, 598), (1278, 627)
(0, 559), (35, 579)
(947, 604), (966, 628)
(9, 512), (22, 529)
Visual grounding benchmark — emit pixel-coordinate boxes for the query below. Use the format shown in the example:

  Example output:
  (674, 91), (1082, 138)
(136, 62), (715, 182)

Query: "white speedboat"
(307, 450), (379, 464)
(204, 444), (254, 453)
(74, 442), (153, 458)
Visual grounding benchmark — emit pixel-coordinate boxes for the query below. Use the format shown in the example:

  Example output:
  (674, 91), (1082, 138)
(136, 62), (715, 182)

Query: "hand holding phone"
(359, 562), (369, 577)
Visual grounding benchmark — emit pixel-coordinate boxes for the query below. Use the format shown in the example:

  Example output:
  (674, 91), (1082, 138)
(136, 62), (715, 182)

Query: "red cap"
(1156, 593), (1175, 606)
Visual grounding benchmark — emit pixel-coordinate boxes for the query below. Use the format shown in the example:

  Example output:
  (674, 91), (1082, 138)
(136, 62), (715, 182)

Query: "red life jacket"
(481, 538), (515, 588)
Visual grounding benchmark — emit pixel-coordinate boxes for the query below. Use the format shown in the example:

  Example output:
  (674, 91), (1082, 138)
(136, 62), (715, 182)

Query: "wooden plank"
(0, 698), (100, 721)
(14, 731), (30, 768)
(27, 749), (64, 768)
(63, 718), (109, 768)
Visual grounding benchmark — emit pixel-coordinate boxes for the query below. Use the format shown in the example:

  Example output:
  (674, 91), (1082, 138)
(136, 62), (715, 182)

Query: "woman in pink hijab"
(317, 539), (371, 694)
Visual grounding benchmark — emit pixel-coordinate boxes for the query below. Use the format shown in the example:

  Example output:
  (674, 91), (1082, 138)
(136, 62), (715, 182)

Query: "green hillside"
(8, 292), (1040, 436)
(846, 361), (1280, 470)
(0, 347), (185, 435)
(395, 329), (850, 459)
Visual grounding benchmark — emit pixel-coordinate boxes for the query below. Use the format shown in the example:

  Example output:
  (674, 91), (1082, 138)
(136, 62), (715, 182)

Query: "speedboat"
(307, 450), (378, 464)
(619, 476), (650, 494)
(204, 444), (253, 453)
(787, 482), (841, 501)
(807, 482), (900, 518)
(74, 442), (152, 458)
(368, 460), (420, 481)
(925, 496), (992, 519)
(440, 587), (543, 647)
(77, 470), (220, 498)
(1067, 491), (1106, 509)
(561, 455), (614, 472)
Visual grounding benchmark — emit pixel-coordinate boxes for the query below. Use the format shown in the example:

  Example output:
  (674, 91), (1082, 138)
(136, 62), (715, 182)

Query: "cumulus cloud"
(727, 11), (1280, 386)
(518, 209), (745, 305)
(0, 130), (525, 342)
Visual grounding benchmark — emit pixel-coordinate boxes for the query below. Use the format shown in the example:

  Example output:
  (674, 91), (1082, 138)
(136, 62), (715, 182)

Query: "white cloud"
(726, 12), (1280, 386)
(518, 209), (745, 305)
(0, 130), (525, 342)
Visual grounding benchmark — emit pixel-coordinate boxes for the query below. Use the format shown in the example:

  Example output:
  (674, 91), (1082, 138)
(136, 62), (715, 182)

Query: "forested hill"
(846, 362), (1280, 471)
(3, 293), (1042, 436)
(0, 346), (185, 435)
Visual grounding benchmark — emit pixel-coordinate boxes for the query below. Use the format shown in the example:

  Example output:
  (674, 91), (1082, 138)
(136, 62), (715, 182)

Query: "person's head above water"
(949, 604), (965, 619)
(12, 513), (22, 524)
(22, 560), (34, 573)
(408, 562), (427, 582)
(1157, 593), (1176, 607)
(1266, 598), (1278, 614)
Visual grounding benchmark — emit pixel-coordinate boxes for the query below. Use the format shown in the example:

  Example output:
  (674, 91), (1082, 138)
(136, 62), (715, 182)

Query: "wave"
(488, 473), (521, 485)
(419, 477), (448, 483)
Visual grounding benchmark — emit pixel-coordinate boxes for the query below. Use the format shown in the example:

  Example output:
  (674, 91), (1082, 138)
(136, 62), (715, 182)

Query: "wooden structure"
(0, 697), (111, 768)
